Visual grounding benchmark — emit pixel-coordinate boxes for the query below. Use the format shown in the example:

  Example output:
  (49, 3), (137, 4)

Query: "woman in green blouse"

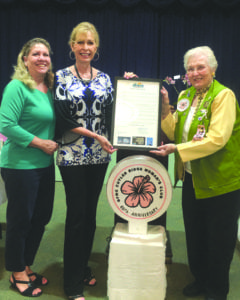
(0, 38), (58, 297)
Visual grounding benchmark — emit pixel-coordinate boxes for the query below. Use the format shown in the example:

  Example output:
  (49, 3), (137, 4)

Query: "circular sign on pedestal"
(106, 155), (172, 223)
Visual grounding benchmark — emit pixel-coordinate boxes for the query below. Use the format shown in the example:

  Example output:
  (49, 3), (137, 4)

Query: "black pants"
(182, 172), (240, 299)
(1, 165), (55, 271)
(59, 163), (108, 296)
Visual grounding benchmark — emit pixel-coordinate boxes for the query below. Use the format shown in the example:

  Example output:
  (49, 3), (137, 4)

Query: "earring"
(93, 52), (99, 62)
(69, 51), (75, 60)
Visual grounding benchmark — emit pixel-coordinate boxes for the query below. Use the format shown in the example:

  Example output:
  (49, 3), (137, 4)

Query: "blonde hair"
(69, 21), (100, 49)
(11, 38), (54, 89)
(184, 46), (218, 72)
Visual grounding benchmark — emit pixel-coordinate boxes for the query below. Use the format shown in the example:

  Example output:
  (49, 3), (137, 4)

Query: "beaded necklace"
(195, 86), (210, 101)
(191, 85), (211, 121)
(74, 64), (93, 83)
(194, 86), (210, 111)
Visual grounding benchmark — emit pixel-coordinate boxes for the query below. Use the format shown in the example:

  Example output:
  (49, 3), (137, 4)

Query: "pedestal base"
(107, 223), (167, 300)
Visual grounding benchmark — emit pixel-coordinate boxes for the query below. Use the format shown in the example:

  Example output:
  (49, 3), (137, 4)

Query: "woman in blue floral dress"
(54, 22), (116, 300)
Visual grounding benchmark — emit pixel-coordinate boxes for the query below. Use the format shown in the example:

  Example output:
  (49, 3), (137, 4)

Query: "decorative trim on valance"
(0, 0), (240, 8)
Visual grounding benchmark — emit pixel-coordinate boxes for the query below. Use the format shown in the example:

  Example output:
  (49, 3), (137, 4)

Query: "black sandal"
(28, 272), (49, 286)
(84, 267), (96, 286)
(68, 295), (84, 299)
(10, 273), (43, 297)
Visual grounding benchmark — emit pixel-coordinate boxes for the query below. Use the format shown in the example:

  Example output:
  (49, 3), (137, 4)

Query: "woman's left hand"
(30, 136), (58, 155)
(96, 135), (117, 154)
(150, 143), (176, 156)
(123, 72), (138, 79)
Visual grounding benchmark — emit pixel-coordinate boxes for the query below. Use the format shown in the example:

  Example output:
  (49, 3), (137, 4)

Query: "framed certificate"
(111, 77), (162, 150)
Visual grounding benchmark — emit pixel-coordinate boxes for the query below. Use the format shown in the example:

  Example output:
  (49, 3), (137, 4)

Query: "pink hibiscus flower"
(121, 175), (156, 208)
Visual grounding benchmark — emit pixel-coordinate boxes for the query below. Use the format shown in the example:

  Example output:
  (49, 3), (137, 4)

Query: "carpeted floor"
(0, 180), (240, 300)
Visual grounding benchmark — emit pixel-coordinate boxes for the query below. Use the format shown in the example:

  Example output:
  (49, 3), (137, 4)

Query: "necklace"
(192, 85), (211, 120)
(74, 64), (93, 82)
(194, 86), (211, 109)
(195, 86), (210, 102)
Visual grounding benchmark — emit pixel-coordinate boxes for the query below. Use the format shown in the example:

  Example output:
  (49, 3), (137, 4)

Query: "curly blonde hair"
(11, 38), (54, 89)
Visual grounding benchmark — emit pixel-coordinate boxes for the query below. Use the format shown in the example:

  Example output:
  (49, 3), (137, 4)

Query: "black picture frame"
(111, 77), (162, 150)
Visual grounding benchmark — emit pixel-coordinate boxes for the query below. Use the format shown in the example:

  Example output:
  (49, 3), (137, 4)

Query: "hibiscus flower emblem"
(121, 175), (156, 208)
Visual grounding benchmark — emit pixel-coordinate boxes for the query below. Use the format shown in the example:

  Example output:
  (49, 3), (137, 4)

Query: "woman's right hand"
(150, 143), (176, 156)
(95, 135), (117, 154)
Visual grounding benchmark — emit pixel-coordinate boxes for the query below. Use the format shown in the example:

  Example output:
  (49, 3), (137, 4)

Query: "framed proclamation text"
(111, 77), (162, 150)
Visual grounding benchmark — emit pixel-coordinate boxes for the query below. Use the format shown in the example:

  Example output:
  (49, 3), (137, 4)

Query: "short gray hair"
(184, 46), (218, 72)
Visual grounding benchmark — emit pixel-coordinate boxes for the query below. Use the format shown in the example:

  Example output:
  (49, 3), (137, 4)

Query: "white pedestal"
(107, 223), (167, 300)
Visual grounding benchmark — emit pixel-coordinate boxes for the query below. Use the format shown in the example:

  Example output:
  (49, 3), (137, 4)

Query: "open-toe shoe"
(28, 272), (49, 286)
(10, 273), (42, 297)
(84, 267), (96, 286)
